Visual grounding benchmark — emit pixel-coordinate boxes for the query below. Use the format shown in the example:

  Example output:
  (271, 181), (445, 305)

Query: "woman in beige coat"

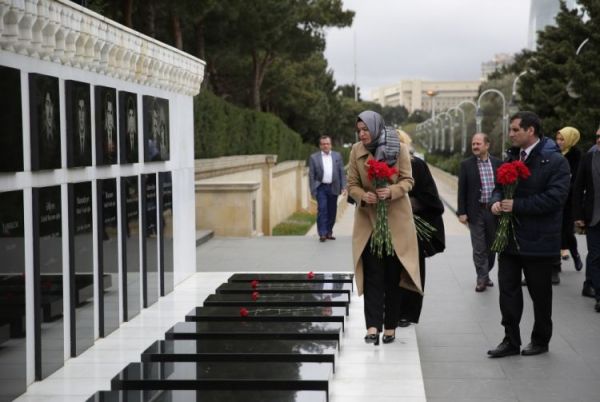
(348, 110), (421, 345)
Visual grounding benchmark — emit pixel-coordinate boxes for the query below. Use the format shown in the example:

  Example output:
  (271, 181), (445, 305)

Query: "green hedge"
(424, 152), (463, 176)
(194, 90), (315, 161)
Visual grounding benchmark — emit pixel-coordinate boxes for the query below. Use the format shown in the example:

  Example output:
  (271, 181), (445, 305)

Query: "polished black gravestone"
(217, 282), (352, 298)
(119, 91), (138, 164)
(32, 186), (63, 380)
(121, 176), (141, 321)
(29, 73), (61, 171)
(68, 182), (94, 356)
(185, 306), (345, 329)
(97, 179), (119, 337)
(0, 190), (26, 400)
(65, 80), (92, 167)
(88, 390), (327, 402)
(165, 322), (342, 342)
(95, 86), (118, 165)
(158, 172), (173, 296)
(111, 361), (331, 393)
(141, 174), (158, 308)
(0, 65), (23, 172)
(204, 293), (350, 315)
(141, 339), (337, 366)
(229, 273), (353, 289)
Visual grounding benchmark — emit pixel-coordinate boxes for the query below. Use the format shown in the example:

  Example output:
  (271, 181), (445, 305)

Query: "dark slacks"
(585, 224), (600, 301)
(560, 204), (579, 259)
(498, 253), (556, 347)
(397, 249), (425, 323)
(468, 205), (497, 281)
(362, 245), (403, 331)
(316, 183), (338, 237)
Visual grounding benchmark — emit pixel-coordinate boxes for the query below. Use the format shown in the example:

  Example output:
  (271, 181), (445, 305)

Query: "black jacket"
(572, 150), (598, 224)
(490, 137), (570, 256)
(457, 155), (502, 219)
(410, 157), (445, 257)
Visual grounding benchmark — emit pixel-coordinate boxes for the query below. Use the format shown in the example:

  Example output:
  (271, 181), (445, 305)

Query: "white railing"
(0, 0), (205, 96)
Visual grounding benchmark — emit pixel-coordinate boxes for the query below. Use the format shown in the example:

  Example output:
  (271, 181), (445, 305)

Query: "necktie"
(520, 150), (527, 161)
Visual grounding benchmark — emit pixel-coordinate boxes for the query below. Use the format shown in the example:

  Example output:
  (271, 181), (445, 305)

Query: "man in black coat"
(572, 128), (600, 312)
(457, 133), (502, 292)
(487, 111), (570, 358)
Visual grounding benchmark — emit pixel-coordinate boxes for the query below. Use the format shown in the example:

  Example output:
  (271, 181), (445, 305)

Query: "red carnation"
(497, 163), (519, 186)
(512, 160), (531, 180)
(307, 271), (315, 279)
(250, 280), (259, 289)
(251, 291), (260, 301)
(367, 159), (397, 183)
(239, 307), (249, 317)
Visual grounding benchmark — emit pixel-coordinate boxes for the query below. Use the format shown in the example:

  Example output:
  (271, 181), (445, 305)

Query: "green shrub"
(425, 152), (463, 176)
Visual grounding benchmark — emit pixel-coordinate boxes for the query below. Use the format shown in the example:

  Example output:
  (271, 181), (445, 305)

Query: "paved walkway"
(198, 164), (600, 401)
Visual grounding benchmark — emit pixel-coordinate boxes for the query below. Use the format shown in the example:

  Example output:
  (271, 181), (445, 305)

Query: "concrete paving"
(196, 164), (600, 401)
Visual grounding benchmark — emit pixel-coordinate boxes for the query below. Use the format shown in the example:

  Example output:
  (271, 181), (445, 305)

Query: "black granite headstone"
(65, 80), (92, 167)
(141, 339), (337, 366)
(121, 176), (140, 321)
(165, 321), (342, 342)
(141, 174), (158, 307)
(142, 96), (169, 162)
(95, 86), (118, 165)
(185, 306), (345, 329)
(119, 91), (138, 164)
(29, 73), (61, 170)
(217, 282), (352, 297)
(68, 182), (94, 356)
(0, 66), (23, 172)
(0, 190), (26, 400)
(97, 179), (119, 336)
(110, 361), (331, 393)
(158, 172), (173, 296)
(204, 293), (349, 315)
(228, 273), (354, 291)
(32, 186), (63, 380)
(87, 390), (328, 402)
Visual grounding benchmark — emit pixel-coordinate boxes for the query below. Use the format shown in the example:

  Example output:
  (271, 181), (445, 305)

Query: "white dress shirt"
(321, 151), (333, 184)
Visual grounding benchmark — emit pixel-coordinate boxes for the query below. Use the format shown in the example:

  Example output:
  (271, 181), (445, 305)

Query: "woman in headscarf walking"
(347, 110), (421, 345)
(556, 126), (583, 275)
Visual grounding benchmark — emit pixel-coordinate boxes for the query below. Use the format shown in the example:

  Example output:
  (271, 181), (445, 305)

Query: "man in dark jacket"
(572, 128), (600, 312)
(457, 133), (502, 292)
(487, 111), (570, 358)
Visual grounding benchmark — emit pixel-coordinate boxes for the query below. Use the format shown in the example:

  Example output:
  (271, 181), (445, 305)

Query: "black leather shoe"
(595, 301), (600, 313)
(382, 333), (395, 344)
(397, 319), (411, 328)
(521, 343), (548, 356)
(487, 340), (520, 358)
(574, 256), (583, 271)
(582, 284), (596, 298)
(319, 236), (326, 242)
(486, 279), (494, 287)
(364, 333), (380, 346)
(326, 234), (336, 240)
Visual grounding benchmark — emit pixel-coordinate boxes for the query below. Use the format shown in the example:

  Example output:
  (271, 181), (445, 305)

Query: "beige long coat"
(347, 142), (422, 296)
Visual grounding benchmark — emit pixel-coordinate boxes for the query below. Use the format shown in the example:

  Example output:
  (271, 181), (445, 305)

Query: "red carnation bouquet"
(366, 159), (397, 258)
(491, 160), (531, 253)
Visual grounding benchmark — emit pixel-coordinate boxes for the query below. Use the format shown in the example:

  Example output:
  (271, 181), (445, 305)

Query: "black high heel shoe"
(364, 333), (380, 346)
(382, 331), (395, 344)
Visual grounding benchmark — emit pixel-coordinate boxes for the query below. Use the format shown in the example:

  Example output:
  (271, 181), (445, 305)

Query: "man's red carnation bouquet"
(490, 160), (531, 253)
(367, 159), (397, 258)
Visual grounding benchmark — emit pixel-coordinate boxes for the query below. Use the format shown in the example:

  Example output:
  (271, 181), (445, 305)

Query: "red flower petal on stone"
(251, 291), (260, 301)
(250, 280), (259, 289)
(239, 307), (249, 317)
(307, 271), (315, 279)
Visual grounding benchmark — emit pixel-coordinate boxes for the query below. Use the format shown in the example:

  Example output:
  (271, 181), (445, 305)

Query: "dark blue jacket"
(490, 137), (570, 256)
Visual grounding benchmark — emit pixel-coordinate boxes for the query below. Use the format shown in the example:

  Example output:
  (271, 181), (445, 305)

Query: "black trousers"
(362, 245), (403, 331)
(397, 249), (425, 323)
(498, 253), (557, 347)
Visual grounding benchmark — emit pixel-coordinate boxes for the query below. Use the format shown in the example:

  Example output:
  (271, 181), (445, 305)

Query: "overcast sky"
(324, 0), (531, 100)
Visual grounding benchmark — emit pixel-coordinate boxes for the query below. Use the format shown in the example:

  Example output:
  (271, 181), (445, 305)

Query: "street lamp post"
(456, 100), (477, 154)
(426, 90), (438, 120)
(566, 37), (590, 99)
(476, 89), (507, 157)
(508, 71), (527, 116)
(449, 106), (465, 153)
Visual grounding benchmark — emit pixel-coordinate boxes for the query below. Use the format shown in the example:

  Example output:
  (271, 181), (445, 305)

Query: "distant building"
(481, 53), (515, 81)
(370, 80), (480, 113)
(528, 0), (577, 49)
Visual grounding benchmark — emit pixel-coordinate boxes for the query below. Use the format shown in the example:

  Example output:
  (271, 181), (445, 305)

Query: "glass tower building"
(528, 0), (577, 49)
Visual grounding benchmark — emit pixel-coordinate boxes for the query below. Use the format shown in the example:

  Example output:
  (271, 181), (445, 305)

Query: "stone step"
(204, 293), (349, 315)
(87, 390), (327, 402)
(217, 281), (352, 297)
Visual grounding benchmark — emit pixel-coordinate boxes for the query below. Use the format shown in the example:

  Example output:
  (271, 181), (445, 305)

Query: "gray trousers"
(468, 205), (497, 281)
